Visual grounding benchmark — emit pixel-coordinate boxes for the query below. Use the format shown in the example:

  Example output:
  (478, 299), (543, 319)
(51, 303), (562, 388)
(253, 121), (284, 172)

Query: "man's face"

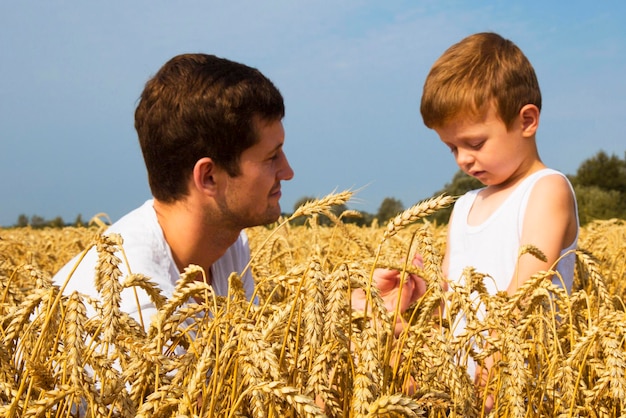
(217, 118), (294, 228)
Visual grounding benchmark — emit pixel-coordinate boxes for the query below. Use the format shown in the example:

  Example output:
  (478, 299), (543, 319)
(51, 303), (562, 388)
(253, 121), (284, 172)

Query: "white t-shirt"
(446, 168), (579, 376)
(53, 199), (255, 329)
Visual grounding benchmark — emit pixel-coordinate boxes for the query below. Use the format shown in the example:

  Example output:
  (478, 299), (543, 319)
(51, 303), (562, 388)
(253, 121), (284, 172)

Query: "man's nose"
(280, 155), (294, 181)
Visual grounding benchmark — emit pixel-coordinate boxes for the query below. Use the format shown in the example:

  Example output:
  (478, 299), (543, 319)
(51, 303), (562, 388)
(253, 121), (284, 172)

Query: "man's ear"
(192, 157), (219, 196)
(520, 104), (539, 137)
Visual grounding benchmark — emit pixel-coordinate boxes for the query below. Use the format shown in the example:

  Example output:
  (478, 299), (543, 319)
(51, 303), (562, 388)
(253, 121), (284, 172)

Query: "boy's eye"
(472, 140), (485, 150)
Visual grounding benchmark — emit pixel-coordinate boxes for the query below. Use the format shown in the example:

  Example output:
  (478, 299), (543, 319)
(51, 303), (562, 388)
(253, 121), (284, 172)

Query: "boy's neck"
(485, 158), (546, 195)
(469, 160), (546, 226)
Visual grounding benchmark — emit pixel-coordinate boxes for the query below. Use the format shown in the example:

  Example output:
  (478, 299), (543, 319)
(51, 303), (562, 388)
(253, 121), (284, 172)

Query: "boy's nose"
(456, 148), (474, 167)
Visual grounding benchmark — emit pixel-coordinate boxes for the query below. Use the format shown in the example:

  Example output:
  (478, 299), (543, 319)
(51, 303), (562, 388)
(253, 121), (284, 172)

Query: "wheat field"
(1, 192), (625, 417)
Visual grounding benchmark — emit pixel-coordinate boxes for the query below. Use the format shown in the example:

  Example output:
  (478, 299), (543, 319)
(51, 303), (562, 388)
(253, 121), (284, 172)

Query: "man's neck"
(152, 198), (240, 280)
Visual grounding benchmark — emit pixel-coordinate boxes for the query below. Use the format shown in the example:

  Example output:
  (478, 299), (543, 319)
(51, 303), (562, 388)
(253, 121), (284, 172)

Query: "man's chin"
(256, 206), (282, 227)
(268, 208), (283, 223)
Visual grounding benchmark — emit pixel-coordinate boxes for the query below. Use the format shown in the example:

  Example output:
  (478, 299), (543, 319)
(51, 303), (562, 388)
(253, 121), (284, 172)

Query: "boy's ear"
(520, 104), (540, 137)
(192, 157), (219, 196)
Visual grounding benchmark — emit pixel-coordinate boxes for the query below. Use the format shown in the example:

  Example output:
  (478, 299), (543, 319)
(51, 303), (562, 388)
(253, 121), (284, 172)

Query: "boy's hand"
(475, 344), (497, 414)
(352, 253), (426, 336)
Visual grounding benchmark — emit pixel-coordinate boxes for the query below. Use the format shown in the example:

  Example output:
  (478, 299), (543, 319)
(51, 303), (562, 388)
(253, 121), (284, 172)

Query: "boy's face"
(434, 104), (534, 188)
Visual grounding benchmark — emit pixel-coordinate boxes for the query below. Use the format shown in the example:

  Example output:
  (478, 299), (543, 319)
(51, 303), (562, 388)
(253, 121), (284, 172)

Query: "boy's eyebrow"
(442, 135), (480, 146)
(445, 133), (482, 143)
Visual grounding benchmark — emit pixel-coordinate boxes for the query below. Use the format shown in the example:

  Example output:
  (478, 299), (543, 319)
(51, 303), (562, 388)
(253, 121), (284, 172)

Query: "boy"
(419, 32), (579, 403)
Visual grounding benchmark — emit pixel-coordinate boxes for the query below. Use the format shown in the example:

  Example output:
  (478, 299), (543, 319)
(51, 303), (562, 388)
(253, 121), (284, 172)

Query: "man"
(53, 53), (294, 329)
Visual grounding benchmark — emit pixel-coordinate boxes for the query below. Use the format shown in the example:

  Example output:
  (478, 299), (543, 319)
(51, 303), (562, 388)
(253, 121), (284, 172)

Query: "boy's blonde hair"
(420, 32), (542, 130)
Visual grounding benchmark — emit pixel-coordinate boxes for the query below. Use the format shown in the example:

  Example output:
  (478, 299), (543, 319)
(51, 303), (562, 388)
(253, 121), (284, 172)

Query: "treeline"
(11, 214), (89, 229)
(423, 150), (626, 226)
(290, 150), (626, 227)
(9, 150), (625, 229)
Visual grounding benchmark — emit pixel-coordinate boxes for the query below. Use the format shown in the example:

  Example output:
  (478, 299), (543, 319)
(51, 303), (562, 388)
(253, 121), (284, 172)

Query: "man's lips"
(269, 186), (282, 198)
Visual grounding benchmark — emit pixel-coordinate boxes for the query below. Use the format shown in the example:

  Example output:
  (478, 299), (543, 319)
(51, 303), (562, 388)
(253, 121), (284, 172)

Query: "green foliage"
(375, 197), (404, 223)
(290, 196), (365, 226)
(11, 214), (87, 229)
(574, 185), (626, 225)
(425, 170), (483, 225)
(573, 150), (626, 193)
(422, 151), (626, 226)
(571, 151), (626, 225)
(29, 215), (47, 229)
(74, 214), (85, 227)
(289, 196), (317, 226)
(355, 211), (375, 226)
(48, 216), (65, 228)
(16, 214), (29, 227)
(318, 202), (349, 226)
(292, 196), (316, 213)
(13, 150), (625, 230)
(441, 170), (485, 196)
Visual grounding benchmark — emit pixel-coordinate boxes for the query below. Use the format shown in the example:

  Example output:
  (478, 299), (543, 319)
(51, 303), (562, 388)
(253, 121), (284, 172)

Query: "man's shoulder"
(52, 199), (165, 288)
(107, 199), (156, 233)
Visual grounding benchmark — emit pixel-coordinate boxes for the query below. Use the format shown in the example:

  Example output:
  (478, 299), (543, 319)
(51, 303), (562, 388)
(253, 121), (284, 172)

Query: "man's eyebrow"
(262, 142), (284, 157)
(269, 143), (284, 153)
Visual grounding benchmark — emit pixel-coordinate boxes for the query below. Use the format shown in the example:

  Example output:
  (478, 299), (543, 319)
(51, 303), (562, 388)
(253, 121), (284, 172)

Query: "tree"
(440, 169), (484, 196)
(573, 151), (626, 193)
(376, 197), (404, 223)
(293, 196), (317, 214)
(319, 202), (348, 226)
(48, 216), (65, 228)
(426, 170), (483, 225)
(30, 215), (46, 229)
(16, 214), (29, 227)
(571, 151), (626, 224)
(290, 196), (317, 225)
(290, 196), (357, 226)
(574, 185), (626, 225)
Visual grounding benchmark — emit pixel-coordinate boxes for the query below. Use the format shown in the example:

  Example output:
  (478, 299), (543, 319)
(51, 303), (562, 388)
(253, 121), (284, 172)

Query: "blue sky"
(1, 1), (625, 226)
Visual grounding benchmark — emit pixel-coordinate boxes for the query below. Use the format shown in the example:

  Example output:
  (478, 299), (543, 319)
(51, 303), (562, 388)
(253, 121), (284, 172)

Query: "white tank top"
(447, 168), (579, 377)
(447, 168), (578, 295)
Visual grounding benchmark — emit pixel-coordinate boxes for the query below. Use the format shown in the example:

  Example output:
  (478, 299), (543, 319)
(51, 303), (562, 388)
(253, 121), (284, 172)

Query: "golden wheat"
(0, 196), (625, 417)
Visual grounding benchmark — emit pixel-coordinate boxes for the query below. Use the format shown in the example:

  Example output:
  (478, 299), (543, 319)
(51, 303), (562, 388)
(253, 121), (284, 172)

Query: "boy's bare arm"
(507, 174), (577, 295)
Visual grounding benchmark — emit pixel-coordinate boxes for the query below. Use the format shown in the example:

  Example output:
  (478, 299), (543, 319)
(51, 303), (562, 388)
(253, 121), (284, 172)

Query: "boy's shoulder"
(526, 168), (574, 197)
(509, 169), (575, 216)
(527, 169), (576, 205)
(523, 168), (578, 234)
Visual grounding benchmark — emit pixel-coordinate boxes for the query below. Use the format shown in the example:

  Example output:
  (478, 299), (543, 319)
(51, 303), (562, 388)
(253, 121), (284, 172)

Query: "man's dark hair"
(135, 53), (285, 202)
